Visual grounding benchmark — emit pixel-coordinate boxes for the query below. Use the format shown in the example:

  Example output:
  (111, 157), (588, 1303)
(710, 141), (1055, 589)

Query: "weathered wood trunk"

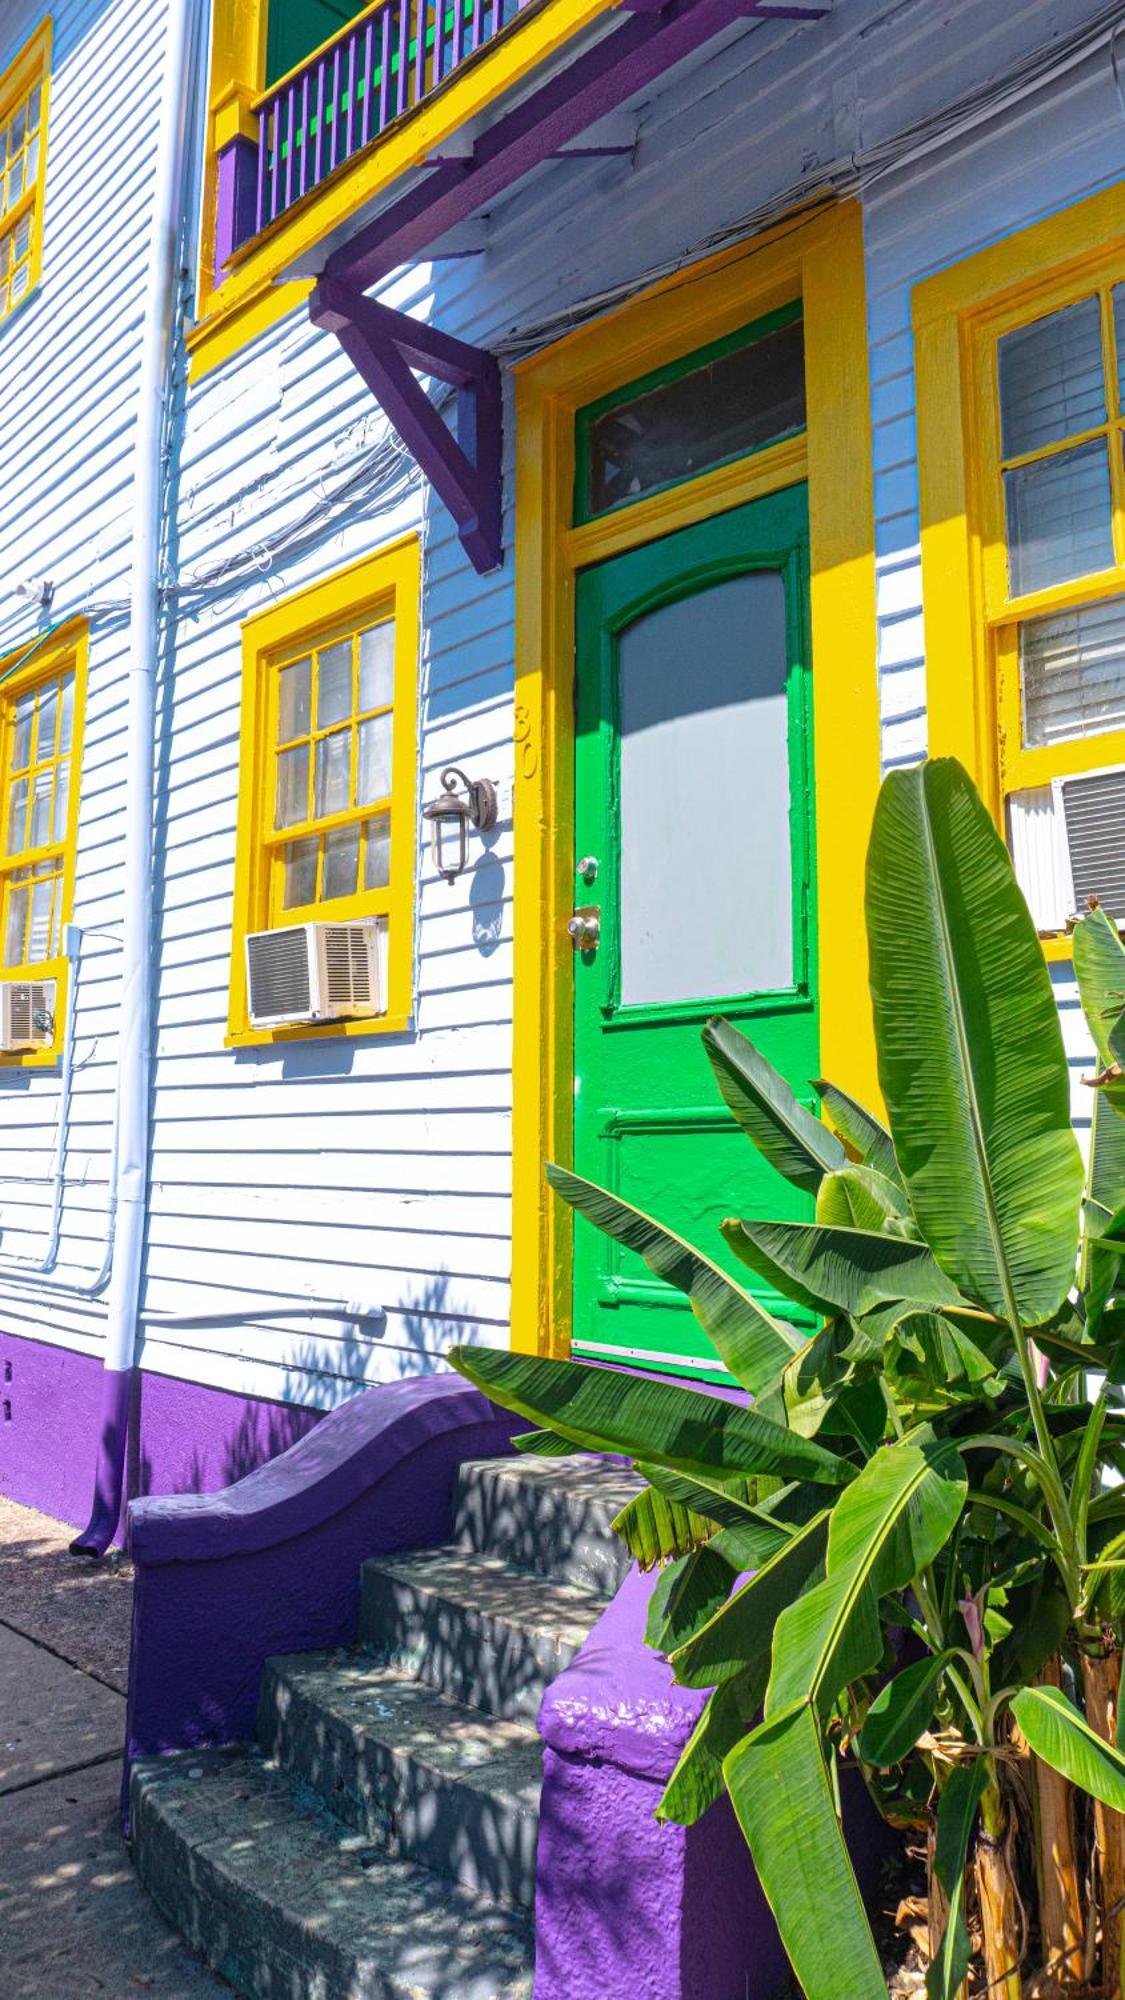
(1030, 1658), (1085, 1993)
(1081, 1643), (1125, 2000)
(976, 1780), (1023, 2000)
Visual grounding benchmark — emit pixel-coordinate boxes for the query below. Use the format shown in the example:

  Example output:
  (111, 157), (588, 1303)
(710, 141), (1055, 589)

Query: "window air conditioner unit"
(1008, 763), (1125, 933)
(0, 977), (55, 1052)
(245, 920), (384, 1029)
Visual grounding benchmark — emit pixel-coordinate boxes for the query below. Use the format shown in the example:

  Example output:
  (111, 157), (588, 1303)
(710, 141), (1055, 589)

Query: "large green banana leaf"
(816, 1165), (911, 1231)
(446, 1348), (853, 1486)
(1073, 902), (1125, 1070)
(657, 1666), (767, 1827)
(610, 1482), (719, 1569)
(669, 1509), (830, 1688)
(545, 1164), (800, 1393)
(723, 1218), (968, 1318)
(865, 757), (1082, 1326)
(1010, 1682), (1125, 1809)
(859, 1651), (953, 1766)
(765, 1436), (967, 1717)
(701, 1015), (845, 1191)
(926, 1761), (988, 2000)
(725, 1698), (887, 2000)
(813, 1078), (904, 1188)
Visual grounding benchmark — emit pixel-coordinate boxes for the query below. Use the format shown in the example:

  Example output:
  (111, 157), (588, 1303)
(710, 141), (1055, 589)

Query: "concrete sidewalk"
(0, 1498), (227, 1998)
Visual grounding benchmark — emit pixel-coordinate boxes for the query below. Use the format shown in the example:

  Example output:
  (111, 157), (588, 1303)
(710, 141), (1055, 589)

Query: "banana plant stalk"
(450, 759), (1125, 2000)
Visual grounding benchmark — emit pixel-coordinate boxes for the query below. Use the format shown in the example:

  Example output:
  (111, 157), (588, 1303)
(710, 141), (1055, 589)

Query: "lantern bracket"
(310, 279), (503, 576)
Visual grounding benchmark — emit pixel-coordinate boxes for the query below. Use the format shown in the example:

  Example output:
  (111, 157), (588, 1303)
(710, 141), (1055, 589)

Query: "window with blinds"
(983, 280), (1125, 933)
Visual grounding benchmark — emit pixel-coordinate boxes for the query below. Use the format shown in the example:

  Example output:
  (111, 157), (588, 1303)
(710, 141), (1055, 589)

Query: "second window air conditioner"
(1007, 764), (1125, 934)
(245, 920), (385, 1029)
(0, 977), (55, 1052)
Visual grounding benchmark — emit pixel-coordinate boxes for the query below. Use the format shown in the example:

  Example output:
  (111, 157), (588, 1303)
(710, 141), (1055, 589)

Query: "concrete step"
(358, 1547), (605, 1720)
(130, 1747), (534, 2000)
(259, 1652), (543, 1909)
(453, 1454), (640, 1595)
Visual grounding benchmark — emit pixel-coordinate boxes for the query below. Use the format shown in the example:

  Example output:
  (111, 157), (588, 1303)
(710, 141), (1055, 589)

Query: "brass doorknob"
(568, 907), (601, 949)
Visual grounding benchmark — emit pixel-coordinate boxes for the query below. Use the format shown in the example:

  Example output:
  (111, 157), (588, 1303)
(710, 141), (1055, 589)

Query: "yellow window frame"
(0, 617), (88, 1069)
(228, 536), (420, 1044)
(0, 18), (51, 328)
(915, 183), (1125, 956)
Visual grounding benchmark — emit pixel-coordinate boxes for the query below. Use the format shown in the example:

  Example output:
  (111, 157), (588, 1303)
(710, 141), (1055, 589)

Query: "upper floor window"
(228, 539), (420, 1043)
(0, 622), (88, 1064)
(982, 277), (1125, 932)
(0, 21), (50, 325)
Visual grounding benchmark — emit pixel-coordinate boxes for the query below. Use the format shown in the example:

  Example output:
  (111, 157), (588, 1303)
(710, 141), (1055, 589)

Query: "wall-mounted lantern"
(423, 766), (498, 881)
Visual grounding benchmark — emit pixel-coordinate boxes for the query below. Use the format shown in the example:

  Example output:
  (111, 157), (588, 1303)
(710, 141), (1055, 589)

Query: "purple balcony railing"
(251, 0), (530, 243)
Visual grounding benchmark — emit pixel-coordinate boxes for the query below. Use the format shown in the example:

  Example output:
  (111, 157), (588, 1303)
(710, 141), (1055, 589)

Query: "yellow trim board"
(511, 200), (880, 1359)
(227, 536), (420, 1046)
(0, 17), (52, 329)
(192, 0), (623, 378)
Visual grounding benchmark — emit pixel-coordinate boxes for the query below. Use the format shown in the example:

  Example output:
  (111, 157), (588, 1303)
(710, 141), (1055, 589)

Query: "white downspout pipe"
(71, 0), (201, 1555)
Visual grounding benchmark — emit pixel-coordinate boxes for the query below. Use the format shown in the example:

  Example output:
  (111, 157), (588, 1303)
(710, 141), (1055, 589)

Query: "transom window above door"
(575, 302), (806, 522)
(974, 273), (1125, 936)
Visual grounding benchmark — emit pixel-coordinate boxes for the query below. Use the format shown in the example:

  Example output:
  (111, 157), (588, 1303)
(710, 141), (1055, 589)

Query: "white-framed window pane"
(12, 692), (33, 769)
(6, 776), (27, 853)
(4, 880), (27, 965)
(359, 622), (394, 711)
(357, 714), (392, 804)
(998, 299), (1105, 459)
(1004, 439), (1114, 596)
(37, 682), (57, 757)
(314, 729), (350, 817)
(316, 642), (353, 730)
(323, 824), (360, 901)
(28, 874), (52, 960)
(275, 743), (309, 828)
(282, 836), (318, 910)
(51, 760), (69, 841)
(277, 658), (311, 740)
(363, 810), (391, 889)
(29, 771), (51, 848)
(57, 676), (73, 756)
(1021, 594), (1125, 747)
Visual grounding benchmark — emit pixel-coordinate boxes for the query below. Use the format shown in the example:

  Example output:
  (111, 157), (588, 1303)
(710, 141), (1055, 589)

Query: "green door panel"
(572, 485), (818, 1382)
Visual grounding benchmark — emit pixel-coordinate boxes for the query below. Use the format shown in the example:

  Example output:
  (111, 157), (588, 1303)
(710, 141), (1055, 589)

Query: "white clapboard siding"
(0, 0), (1115, 1405)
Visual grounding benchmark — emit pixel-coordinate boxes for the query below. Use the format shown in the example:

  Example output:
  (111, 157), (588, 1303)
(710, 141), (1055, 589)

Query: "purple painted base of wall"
(0, 1328), (321, 1545)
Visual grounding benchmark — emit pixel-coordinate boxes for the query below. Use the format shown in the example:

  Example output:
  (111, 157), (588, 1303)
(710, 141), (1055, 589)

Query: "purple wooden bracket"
(214, 135), (261, 283)
(321, 0), (822, 292)
(310, 277), (502, 574)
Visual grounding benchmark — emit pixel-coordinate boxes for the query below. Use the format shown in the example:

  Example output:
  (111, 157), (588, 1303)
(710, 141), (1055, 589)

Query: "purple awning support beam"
(319, 0), (800, 293)
(310, 276), (502, 573)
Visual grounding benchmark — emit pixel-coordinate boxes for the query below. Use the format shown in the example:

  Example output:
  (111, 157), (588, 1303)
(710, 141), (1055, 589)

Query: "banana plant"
(451, 758), (1125, 2000)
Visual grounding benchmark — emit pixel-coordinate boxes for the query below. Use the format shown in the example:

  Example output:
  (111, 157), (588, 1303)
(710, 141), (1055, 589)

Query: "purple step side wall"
(123, 1372), (523, 1816)
(536, 1566), (787, 2000)
(536, 1564), (896, 2000)
(0, 1328), (322, 1543)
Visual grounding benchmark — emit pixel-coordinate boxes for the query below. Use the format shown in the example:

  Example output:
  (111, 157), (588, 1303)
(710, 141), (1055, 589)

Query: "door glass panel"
(586, 318), (805, 517)
(616, 570), (792, 1006)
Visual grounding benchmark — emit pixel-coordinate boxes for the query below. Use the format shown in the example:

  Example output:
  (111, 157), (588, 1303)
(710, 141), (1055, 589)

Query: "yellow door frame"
(510, 199), (880, 1359)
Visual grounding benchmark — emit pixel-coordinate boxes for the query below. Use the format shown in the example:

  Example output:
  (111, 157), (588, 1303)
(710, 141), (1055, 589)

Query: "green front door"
(572, 484), (818, 1381)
